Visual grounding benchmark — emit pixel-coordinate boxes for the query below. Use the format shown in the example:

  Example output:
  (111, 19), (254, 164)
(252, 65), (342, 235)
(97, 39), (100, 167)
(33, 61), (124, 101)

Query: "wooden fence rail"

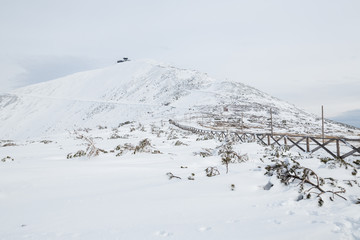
(169, 119), (360, 159)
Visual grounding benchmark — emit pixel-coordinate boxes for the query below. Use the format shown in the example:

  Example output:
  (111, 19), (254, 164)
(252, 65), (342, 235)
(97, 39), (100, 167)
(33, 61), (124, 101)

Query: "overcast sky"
(1, 0), (359, 121)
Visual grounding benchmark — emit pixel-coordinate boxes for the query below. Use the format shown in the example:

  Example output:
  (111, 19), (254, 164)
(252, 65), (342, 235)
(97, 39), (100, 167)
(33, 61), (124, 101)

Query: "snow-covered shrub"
(343, 180), (360, 187)
(76, 127), (91, 133)
(1, 156), (14, 162)
(152, 150), (161, 154)
(134, 139), (161, 154)
(174, 140), (187, 146)
(166, 172), (181, 180)
(167, 130), (178, 140)
(67, 150), (86, 159)
(150, 124), (164, 137)
(205, 167), (220, 177)
(134, 138), (151, 153)
(2, 142), (16, 147)
(160, 120), (165, 127)
(83, 138), (106, 157)
(114, 139), (161, 156)
(136, 123), (146, 132)
(320, 157), (358, 176)
(111, 134), (131, 139)
(265, 145), (292, 159)
(68, 131), (107, 158)
(109, 128), (129, 139)
(118, 121), (132, 127)
(219, 143), (233, 174)
(109, 133), (121, 139)
(262, 144), (360, 206)
(237, 153), (249, 162)
(196, 134), (214, 141)
(194, 148), (213, 158)
(188, 173), (195, 180)
(114, 143), (135, 156)
(218, 141), (248, 173)
(264, 158), (348, 206)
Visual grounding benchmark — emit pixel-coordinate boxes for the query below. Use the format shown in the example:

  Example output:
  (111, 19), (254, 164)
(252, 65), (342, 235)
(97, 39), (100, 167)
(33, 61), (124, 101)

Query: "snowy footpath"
(1, 121), (359, 240)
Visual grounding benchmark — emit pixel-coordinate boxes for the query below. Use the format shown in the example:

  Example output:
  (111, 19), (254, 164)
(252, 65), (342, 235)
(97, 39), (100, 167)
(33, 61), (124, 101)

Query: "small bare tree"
(218, 141), (248, 173)
(219, 143), (232, 173)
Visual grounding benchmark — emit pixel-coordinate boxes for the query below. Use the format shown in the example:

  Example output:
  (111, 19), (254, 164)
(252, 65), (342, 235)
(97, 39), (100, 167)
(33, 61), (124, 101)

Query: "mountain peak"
(0, 60), (359, 139)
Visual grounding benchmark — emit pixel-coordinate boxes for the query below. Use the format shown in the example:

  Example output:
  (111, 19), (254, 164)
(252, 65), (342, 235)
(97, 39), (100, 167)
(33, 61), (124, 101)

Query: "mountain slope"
(0, 59), (358, 139)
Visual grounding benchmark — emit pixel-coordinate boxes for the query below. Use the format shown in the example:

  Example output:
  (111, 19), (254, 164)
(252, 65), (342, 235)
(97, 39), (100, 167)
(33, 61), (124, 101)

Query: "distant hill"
(331, 109), (360, 128)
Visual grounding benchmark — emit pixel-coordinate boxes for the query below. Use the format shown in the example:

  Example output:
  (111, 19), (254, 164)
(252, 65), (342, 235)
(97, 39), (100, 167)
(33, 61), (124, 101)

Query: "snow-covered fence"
(169, 119), (360, 159)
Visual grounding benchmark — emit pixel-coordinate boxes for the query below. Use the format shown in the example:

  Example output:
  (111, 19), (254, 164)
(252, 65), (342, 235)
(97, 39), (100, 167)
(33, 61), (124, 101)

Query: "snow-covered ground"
(1, 121), (359, 240)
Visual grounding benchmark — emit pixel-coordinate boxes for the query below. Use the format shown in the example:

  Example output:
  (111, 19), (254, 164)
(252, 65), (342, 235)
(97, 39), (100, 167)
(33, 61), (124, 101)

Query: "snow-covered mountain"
(0, 59), (358, 139)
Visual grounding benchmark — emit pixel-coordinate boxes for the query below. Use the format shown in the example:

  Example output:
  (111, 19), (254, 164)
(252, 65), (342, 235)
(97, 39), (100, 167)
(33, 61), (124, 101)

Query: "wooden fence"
(169, 120), (360, 159)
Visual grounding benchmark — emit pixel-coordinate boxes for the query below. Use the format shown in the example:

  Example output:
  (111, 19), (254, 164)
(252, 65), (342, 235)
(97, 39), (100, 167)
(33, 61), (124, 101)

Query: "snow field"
(1, 122), (359, 239)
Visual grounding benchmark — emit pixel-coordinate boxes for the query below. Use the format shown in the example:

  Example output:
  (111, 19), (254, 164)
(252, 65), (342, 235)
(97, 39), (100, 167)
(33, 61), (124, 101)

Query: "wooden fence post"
(270, 108), (273, 135)
(322, 105), (324, 144)
(336, 139), (340, 158)
(241, 113), (244, 132)
(306, 137), (310, 152)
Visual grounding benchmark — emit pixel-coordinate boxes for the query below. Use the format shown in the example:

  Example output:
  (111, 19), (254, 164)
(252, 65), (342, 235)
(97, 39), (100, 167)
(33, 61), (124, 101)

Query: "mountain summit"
(0, 59), (358, 139)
